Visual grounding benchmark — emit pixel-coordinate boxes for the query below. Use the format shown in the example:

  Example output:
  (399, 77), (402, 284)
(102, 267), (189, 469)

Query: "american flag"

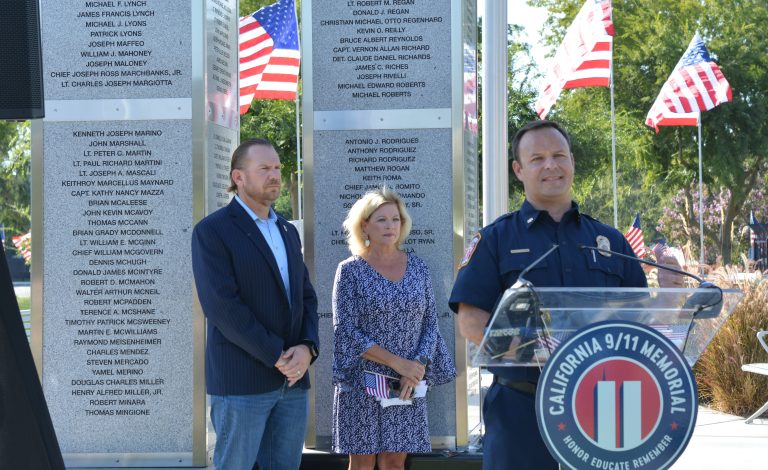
(650, 323), (689, 346)
(535, 0), (614, 118)
(364, 371), (390, 399)
(645, 32), (732, 132)
(624, 214), (645, 258)
(12, 232), (31, 263)
(537, 330), (570, 350)
(239, 0), (301, 115)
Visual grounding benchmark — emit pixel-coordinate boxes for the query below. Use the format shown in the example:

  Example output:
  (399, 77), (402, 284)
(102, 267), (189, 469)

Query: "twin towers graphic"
(579, 367), (660, 450)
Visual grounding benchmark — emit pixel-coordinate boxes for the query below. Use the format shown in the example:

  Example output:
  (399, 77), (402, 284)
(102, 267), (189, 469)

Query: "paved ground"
(672, 407), (768, 469)
(13, 283), (30, 297)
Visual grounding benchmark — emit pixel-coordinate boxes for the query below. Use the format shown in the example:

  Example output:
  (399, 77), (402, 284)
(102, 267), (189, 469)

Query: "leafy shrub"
(693, 268), (768, 417)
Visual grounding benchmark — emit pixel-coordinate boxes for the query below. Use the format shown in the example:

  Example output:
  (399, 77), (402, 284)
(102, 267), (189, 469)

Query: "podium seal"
(536, 320), (697, 470)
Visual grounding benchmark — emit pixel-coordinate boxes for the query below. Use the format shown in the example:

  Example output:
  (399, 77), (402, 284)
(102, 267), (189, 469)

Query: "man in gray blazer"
(192, 138), (319, 470)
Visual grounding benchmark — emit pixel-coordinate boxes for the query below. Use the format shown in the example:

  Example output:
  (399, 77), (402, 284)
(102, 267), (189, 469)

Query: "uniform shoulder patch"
(459, 232), (482, 269)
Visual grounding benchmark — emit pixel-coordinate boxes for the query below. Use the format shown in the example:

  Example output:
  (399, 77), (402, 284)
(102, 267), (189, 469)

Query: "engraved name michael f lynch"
(48, 0), (187, 92)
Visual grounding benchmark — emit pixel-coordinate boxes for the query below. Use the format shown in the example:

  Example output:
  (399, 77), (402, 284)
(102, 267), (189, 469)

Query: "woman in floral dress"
(332, 187), (455, 470)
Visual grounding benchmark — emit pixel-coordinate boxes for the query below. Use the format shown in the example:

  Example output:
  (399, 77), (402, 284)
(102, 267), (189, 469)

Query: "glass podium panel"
(471, 287), (742, 368)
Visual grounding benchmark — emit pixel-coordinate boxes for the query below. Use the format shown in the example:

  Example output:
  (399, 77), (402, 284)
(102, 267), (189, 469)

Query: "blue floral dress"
(331, 253), (455, 454)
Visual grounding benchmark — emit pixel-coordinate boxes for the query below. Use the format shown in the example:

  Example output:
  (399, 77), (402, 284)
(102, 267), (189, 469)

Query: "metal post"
(481, 0), (508, 225)
(698, 115), (704, 268)
(294, 0), (303, 221)
(610, 49), (618, 228)
(296, 97), (303, 220)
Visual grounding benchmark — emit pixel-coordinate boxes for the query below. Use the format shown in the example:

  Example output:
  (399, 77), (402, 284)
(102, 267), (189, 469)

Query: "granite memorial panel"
(312, 0), (451, 110)
(42, 120), (193, 454)
(42, 0), (191, 100)
(306, 0), (477, 449)
(35, 0), (238, 466)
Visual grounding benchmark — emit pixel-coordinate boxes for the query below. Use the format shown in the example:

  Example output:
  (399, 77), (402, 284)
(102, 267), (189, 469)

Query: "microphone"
(578, 244), (723, 318)
(482, 245), (560, 361)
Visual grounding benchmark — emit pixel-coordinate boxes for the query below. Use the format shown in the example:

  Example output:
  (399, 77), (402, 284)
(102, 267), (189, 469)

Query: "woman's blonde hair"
(342, 187), (412, 255)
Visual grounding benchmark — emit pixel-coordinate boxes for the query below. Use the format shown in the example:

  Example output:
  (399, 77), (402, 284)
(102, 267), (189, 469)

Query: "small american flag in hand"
(364, 371), (390, 399)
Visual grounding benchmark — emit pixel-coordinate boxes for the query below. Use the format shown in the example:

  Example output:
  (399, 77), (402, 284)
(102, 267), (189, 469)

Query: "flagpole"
(293, 0), (303, 221)
(610, 33), (618, 228)
(295, 98), (303, 221)
(697, 114), (704, 268)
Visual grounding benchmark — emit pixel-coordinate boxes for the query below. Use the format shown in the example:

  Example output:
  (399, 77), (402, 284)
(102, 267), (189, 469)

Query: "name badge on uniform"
(596, 235), (611, 256)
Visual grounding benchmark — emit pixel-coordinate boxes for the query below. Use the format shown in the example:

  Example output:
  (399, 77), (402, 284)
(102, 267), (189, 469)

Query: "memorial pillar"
(302, 0), (479, 449)
(31, 0), (239, 466)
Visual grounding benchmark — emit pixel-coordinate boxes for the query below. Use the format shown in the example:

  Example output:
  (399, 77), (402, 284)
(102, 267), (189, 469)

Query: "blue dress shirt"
(234, 195), (291, 304)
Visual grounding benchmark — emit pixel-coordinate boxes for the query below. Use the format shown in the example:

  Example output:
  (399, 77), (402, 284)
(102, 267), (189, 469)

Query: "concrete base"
(294, 452), (483, 470)
(65, 453), (483, 470)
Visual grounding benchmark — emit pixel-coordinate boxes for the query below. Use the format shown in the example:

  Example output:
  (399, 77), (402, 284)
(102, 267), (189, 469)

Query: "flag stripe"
(576, 59), (612, 70)
(12, 233), (31, 262)
(624, 214), (645, 257)
(241, 33), (273, 52)
(241, 66), (300, 84)
(364, 371), (390, 399)
(240, 43), (273, 62)
(535, 0), (614, 118)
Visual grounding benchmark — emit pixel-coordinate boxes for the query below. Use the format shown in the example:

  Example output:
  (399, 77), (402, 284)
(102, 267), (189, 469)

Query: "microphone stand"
(578, 244), (723, 313)
(580, 244), (724, 359)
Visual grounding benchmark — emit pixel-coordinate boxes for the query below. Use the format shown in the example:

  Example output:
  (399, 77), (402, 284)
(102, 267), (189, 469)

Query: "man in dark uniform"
(449, 120), (647, 470)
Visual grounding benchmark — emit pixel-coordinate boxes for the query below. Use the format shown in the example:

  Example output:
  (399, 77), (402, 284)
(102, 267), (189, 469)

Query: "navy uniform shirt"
(449, 200), (647, 381)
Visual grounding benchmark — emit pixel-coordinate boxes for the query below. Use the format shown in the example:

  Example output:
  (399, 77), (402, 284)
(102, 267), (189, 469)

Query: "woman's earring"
(364, 234), (370, 247)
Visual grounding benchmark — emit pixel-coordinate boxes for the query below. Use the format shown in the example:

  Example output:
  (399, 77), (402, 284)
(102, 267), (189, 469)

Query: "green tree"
(0, 121), (31, 250)
(530, 0), (768, 264)
(240, 0), (303, 219)
(240, 99), (301, 219)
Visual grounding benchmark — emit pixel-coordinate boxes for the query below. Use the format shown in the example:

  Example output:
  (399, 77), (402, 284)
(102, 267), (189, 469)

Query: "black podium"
(0, 244), (64, 468)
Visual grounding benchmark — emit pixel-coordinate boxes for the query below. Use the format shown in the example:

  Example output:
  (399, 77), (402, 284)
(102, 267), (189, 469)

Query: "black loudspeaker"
(0, 244), (65, 469)
(0, 0), (45, 119)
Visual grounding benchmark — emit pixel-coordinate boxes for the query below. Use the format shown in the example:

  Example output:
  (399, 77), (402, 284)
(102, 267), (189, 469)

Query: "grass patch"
(16, 296), (30, 311)
(694, 267), (768, 417)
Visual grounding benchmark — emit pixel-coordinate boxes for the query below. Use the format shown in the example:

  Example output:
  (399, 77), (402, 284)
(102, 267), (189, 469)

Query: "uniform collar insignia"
(520, 200), (540, 229)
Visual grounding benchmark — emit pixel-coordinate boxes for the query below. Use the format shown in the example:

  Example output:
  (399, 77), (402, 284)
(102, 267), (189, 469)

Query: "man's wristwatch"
(301, 340), (319, 363)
